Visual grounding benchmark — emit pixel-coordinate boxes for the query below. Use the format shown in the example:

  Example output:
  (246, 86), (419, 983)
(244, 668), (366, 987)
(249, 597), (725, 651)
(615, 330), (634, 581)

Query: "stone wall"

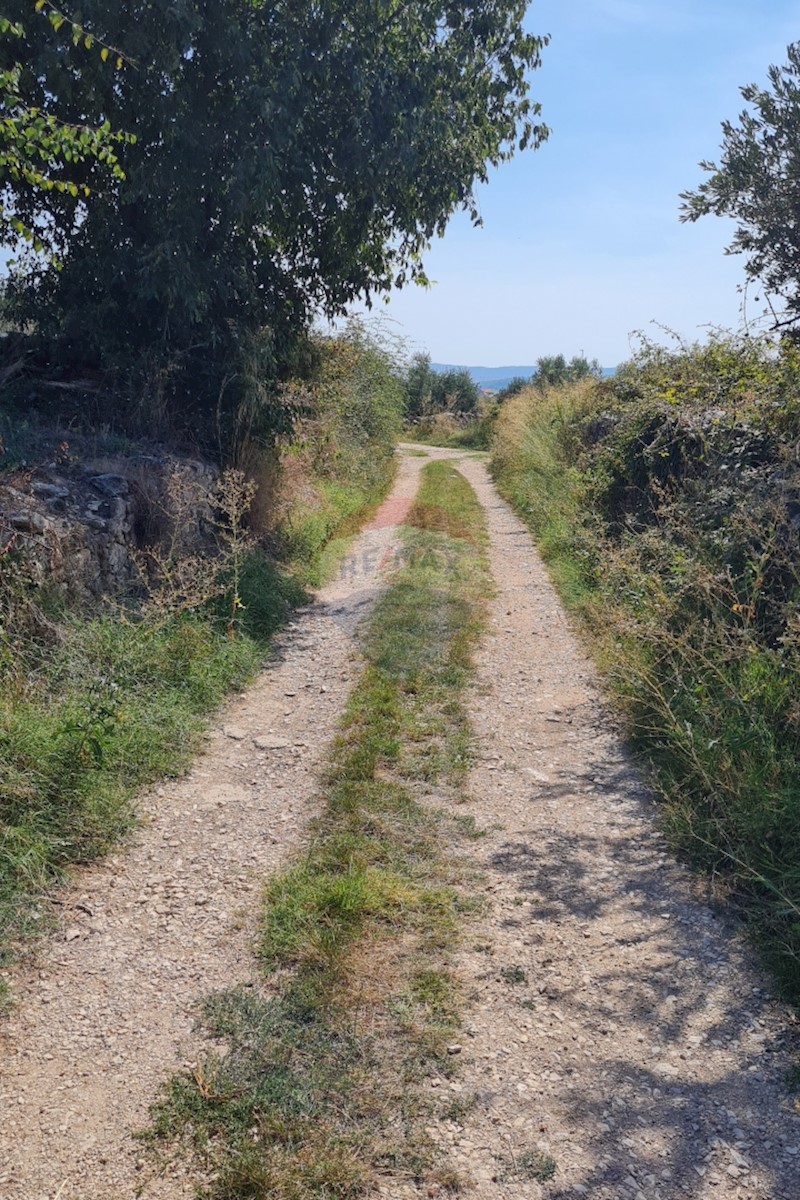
(0, 453), (218, 603)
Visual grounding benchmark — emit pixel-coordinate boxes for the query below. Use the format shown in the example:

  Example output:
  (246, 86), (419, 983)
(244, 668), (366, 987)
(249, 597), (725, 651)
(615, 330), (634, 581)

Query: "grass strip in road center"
(149, 460), (491, 1198)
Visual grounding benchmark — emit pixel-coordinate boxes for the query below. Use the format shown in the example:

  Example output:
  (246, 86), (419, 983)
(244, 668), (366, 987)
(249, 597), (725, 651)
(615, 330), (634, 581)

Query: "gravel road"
(2, 445), (799, 1200)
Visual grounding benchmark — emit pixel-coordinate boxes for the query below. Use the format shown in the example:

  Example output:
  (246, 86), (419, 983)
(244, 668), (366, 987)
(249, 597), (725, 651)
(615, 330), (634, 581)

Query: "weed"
(518, 1149), (558, 1181)
(440, 1095), (477, 1123)
(495, 1145), (557, 1183)
(451, 813), (486, 840)
(499, 965), (528, 985)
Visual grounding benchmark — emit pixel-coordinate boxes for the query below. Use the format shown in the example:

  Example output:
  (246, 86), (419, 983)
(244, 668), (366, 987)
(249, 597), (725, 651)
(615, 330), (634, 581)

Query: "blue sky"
(349, 0), (800, 369)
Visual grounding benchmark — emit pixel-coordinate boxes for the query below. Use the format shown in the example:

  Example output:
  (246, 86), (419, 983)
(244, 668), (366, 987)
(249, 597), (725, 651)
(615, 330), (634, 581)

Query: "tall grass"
(491, 342), (800, 1001)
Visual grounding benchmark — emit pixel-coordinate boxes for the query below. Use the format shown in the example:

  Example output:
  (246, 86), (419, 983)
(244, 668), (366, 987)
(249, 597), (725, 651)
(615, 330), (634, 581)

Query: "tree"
(404, 352), (438, 420)
(680, 41), (800, 333)
(495, 376), (528, 402)
(533, 354), (601, 389)
(0, 1), (549, 445)
(0, 6), (133, 252)
(403, 353), (479, 418)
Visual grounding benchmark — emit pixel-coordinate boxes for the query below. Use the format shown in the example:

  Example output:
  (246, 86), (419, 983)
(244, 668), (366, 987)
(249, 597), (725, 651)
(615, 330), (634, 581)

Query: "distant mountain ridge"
(430, 362), (615, 392)
(431, 362), (538, 382)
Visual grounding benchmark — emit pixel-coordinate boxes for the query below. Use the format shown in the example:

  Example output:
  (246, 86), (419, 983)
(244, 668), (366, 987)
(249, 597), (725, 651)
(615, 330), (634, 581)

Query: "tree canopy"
(532, 354), (602, 389)
(0, 1), (548, 443)
(404, 352), (480, 418)
(680, 41), (800, 334)
(0, 6), (133, 252)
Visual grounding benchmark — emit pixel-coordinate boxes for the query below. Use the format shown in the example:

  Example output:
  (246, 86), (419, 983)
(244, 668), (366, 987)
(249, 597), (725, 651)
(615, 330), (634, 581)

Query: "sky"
(346, 0), (800, 369)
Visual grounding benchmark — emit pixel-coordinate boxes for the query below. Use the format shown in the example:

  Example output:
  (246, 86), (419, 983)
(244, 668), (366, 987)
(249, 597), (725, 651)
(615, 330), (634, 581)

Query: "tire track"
(415, 452), (800, 1200)
(0, 449), (451, 1200)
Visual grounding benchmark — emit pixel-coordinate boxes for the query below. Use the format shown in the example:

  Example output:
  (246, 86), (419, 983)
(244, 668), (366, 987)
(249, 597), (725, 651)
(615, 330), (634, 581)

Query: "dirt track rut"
(411, 454), (800, 1200)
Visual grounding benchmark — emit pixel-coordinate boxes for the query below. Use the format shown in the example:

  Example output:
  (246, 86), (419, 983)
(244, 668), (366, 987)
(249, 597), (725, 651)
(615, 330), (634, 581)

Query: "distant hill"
(431, 362), (616, 393)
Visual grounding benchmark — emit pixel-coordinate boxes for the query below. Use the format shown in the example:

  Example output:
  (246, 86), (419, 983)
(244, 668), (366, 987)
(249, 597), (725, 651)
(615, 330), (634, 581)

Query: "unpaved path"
(0, 450), (442, 1200)
(412, 453), (800, 1200)
(3, 446), (800, 1200)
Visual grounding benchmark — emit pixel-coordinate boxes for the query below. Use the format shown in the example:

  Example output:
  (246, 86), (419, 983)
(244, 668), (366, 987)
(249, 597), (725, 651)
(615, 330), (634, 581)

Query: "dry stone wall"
(0, 454), (218, 603)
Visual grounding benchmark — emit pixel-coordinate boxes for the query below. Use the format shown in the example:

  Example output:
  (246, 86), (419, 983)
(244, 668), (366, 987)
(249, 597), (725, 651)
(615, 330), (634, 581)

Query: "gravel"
(3, 445), (799, 1200)
(410, 453), (800, 1200)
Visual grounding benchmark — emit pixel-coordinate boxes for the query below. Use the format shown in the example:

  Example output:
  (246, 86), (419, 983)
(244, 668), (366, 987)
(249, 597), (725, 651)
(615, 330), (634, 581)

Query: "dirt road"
(419, 454), (800, 1200)
(2, 445), (799, 1200)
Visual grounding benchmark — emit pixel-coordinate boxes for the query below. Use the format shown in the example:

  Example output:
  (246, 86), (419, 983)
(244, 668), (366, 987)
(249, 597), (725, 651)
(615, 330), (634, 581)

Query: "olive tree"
(680, 42), (800, 333)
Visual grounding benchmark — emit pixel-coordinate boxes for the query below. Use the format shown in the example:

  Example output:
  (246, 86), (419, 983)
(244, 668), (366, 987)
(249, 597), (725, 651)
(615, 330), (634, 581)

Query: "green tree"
(433, 366), (480, 413)
(495, 376), (529, 402)
(0, 6), (132, 252)
(403, 352), (479, 418)
(404, 352), (438, 420)
(533, 354), (601, 389)
(680, 41), (800, 333)
(1, 1), (549, 446)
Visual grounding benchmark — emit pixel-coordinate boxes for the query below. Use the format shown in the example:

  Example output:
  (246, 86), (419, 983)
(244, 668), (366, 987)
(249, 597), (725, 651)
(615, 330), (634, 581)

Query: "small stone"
(223, 725), (247, 740)
(447, 1044), (462, 1055)
(31, 481), (69, 499)
(8, 511), (46, 533)
(523, 768), (551, 783)
(254, 735), (291, 750)
(89, 473), (130, 497)
(64, 926), (81, 942)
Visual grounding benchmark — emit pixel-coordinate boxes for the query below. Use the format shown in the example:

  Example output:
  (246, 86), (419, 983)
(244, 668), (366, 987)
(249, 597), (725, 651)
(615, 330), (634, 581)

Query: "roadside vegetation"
(401, 352), (494, 450)
(0, 324), (403, 998)
(406, 408), (497, 452)
(149, 461), (491, 1198)
(492, 331), (800, 1000)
